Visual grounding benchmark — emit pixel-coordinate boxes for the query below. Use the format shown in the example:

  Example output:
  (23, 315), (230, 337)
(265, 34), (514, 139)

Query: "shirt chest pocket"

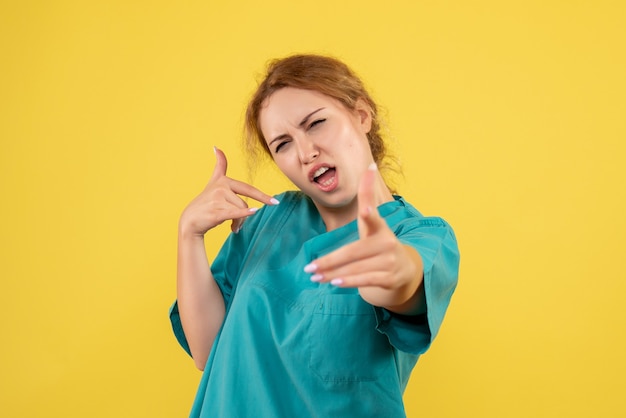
(308, 294), (394, 383)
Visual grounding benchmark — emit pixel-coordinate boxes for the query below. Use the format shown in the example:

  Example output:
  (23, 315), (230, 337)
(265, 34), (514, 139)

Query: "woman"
(170, 54), (460, 417)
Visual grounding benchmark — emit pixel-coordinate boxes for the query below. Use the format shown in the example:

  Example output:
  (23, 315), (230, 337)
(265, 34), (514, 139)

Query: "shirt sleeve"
(169, 300), (192, 356)
(374, 217), (460, 355)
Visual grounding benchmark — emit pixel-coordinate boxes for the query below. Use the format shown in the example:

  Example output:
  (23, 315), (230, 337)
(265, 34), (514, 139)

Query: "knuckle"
(363, 276), (377, 287)
(380, 252), (395, 266)
(380, 235), (397, 249)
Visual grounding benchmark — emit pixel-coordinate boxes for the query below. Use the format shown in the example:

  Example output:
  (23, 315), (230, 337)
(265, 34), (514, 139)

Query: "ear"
(354, 98), (373, 134)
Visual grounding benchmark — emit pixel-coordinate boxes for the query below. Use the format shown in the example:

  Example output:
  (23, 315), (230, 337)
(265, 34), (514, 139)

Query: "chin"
(295, 181), (356, 208)
(312, 193), (357, 210)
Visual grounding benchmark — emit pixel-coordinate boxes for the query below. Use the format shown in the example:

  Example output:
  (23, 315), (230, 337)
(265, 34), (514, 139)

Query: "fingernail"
(248, 207), (258, 213)
(330, 278), (344, 286)
(213, 146), (217, 155)
(304, 263), (318, 273)
(368, 162), (377, 171)
(310, 274), (323, 282)
(234, 227), (240, 234)
(270, 198), (280, 205)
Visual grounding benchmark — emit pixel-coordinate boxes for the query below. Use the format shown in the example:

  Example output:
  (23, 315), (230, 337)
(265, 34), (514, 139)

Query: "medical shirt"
(170, 191), (459, 417)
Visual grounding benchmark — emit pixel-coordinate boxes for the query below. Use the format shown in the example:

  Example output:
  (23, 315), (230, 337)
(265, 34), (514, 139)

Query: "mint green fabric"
(170, 191), (459, 417)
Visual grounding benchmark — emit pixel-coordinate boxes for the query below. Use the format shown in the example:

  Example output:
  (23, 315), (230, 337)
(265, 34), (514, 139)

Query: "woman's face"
(259, 87), (374, 214)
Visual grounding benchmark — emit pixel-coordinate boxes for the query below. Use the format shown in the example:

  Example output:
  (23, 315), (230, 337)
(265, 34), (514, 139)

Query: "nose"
(296, 137), (319, 164)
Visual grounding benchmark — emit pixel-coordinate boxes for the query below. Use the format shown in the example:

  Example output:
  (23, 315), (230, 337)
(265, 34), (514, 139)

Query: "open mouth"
(312, 166), (337, 187)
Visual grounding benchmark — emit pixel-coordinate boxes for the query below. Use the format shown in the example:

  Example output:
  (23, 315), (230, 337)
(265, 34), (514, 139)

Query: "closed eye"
(275, 140), (290, 153)
(308, 119), (326, 130)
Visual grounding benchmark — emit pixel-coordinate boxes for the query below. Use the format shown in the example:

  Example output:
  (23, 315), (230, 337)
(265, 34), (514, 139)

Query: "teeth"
(313, 167), (329, 179)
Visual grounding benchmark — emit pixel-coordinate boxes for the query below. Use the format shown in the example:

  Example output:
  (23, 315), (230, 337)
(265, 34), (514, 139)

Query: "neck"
(315, 172), (394, 232)
(317, 201), (360, 231)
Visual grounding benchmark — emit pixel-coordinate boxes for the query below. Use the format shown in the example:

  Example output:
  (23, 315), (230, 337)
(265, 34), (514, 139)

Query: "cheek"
(345, 134), (369, 154)
(272, 154), (299, 178)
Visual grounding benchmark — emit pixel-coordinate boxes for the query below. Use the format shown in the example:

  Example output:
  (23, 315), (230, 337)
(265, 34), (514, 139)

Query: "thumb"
(357, 163), (387, 238)
(210, 146), (228, 180)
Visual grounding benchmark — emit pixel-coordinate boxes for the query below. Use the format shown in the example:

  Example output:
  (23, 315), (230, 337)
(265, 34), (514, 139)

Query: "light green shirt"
(170, 191), (459, 417)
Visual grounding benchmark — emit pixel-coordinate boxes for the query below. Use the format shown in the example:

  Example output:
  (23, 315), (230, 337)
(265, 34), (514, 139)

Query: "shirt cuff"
(169, 301), (192, 357)
(373, 306), (432, 355)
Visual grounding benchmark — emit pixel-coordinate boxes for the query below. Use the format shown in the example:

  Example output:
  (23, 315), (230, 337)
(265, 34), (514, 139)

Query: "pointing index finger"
(229, 178), (280, 206)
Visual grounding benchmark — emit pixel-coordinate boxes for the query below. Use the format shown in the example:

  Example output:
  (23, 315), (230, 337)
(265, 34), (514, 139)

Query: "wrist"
(178, 221), (206, 241)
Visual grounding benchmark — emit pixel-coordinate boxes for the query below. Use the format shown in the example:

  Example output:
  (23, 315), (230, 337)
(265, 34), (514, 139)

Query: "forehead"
(259, 88), (343, 127)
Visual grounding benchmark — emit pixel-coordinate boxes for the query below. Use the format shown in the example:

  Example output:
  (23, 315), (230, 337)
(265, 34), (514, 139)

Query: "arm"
(177, 230), (225, 371)
(176, 147), (277, 370)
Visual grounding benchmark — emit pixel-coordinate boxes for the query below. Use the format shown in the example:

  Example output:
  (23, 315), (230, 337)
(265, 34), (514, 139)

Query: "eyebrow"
(268, 107), (325, 147)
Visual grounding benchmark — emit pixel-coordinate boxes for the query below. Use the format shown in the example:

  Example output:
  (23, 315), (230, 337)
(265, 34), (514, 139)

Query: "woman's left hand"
(304, 165), (425, 314)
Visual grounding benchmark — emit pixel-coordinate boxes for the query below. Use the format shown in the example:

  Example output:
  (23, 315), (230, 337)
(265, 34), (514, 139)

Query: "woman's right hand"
(179, 147), (278, 237)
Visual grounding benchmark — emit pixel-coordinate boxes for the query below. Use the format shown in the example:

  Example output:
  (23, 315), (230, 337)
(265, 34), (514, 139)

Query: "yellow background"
(1, 1), (625, 417)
